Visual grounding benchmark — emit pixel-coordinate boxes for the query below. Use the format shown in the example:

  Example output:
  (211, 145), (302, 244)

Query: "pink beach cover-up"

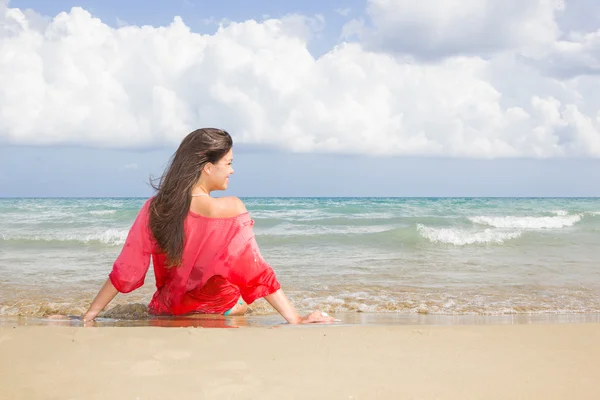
(108, 199), (281, 315)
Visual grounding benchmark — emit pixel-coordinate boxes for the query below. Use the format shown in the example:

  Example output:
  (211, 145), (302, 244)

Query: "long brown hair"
(149, 128), (233, 266)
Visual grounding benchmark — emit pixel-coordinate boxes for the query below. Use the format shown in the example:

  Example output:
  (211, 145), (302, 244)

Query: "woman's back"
(109, 198), (280, 315)
(189, 195), (247, 219)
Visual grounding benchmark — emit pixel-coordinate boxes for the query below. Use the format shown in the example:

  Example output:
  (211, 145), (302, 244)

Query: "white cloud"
(123, 163), (138, 170)
(335, 8), (351, 17)
(115, 17), (129, 28)
(555, 0), (600, 34)
(525, 30), (600, 78)
(278, 13), (325, 41)
(0, 2), (599, 158)
(356, 0), (565, 59)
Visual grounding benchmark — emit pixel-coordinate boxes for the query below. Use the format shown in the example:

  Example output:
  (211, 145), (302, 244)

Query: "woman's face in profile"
(210, 149), (234, 190)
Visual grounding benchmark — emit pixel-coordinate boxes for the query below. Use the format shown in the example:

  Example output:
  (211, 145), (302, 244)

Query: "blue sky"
(2, 0), (600, 197)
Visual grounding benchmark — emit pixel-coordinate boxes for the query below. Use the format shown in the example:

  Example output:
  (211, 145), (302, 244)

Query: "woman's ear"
(203, 162), (213, 175)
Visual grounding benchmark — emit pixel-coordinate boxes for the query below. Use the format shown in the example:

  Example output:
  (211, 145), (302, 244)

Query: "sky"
(1, 0), (600, 197)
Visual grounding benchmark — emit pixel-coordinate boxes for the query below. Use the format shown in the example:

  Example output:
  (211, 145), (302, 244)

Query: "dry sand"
(1, 323), (599, 400)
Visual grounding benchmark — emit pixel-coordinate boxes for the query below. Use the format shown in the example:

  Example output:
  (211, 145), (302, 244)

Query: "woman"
(83, 128), (334, 324)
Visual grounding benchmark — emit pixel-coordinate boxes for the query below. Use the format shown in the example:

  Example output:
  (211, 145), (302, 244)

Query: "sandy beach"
(1, 323), (599, 400)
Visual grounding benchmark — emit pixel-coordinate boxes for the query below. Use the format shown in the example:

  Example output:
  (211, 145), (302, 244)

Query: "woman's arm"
(83, 279), (119, 321)
(265, 289), (336, 324)
(214, 197), (337, 324)
(83, 200), (153, 321)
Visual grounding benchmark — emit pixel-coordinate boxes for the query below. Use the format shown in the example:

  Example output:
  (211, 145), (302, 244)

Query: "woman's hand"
(82, 278), (119, 324)
(82, 310), (99, 322)
(299, 310), (339, 324)
(264, 289), (341, 324)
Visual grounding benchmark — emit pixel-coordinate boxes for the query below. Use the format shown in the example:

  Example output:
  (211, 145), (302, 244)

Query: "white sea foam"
(91, 229), (128, 245)
(300, 294), (388, 313)
(89, 210), (117, 215)
(416, 224), (522, 246)
(5, 211), (76, 223)
(257, 224), (393, 236)
(0, 229), (128, 246)
(469, 215), (581, 229)
(551, 210), (569, 216)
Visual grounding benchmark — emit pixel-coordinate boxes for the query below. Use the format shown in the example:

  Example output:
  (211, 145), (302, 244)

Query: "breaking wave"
(88, 210), (117, 216)
(0, 229), (128, 246)
(469, 215), (581, 229)
(416, 224), (522, 246)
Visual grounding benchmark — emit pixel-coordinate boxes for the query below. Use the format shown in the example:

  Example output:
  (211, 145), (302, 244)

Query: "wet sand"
(1, 323), (599, 399)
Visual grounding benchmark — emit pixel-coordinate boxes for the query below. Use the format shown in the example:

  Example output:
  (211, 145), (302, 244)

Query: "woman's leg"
(223, 297), (247, 316)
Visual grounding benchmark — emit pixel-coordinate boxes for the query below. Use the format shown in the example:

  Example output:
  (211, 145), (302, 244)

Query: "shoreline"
(1, 323), (599, 399)
(2, 311), (600, 328)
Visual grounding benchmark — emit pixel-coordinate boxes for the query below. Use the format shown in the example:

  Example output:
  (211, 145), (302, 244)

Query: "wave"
(4, 286), (600, 318)
(0, 229), (128, 246)
(256, 223), (394, 237)
(88, 210), (117, 216)
(469, 215), (581, 229)
(416, 224), (522, 246)
(254, 215), (397, 228)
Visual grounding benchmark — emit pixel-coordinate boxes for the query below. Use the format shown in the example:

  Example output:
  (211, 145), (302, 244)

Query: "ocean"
(1, 197), (599, 323)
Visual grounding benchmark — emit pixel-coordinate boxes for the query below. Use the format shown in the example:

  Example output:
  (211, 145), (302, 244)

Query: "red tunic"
(108, 199), (281, 315)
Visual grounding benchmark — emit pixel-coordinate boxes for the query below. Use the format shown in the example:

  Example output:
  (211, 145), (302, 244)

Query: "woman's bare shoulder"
(210, 196), (248, 218)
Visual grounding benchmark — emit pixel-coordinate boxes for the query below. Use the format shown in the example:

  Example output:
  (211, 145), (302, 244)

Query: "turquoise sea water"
(0, 197), (599, 319)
